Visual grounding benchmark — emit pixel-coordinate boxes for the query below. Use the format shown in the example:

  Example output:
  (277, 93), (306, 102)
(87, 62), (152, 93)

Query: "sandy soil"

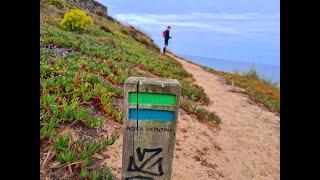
(103, 54), (280, 180)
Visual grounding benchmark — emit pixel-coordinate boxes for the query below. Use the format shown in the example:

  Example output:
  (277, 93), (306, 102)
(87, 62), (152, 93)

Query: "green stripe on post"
(129, 92), (176, 106)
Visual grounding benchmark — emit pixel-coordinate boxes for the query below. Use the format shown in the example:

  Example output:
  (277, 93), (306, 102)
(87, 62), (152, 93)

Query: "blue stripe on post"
(129, 109), (175, 122)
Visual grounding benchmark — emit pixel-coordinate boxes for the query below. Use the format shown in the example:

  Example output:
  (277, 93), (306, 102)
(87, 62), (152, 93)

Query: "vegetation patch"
(202, 66), (280, 113)
(60, 8), (93, 31)
(180, 99), (221, 124)
(100, 25), (112, 33)
(41, 134), (116, 179)
(41, 1), (221, 178)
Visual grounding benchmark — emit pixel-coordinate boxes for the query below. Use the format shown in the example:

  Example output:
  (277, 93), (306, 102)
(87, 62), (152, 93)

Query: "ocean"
(182, 55), (280, 83)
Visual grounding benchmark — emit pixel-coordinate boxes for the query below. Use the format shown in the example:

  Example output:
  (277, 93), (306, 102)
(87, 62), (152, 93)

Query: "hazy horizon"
(181, 54), (280, 82)
(180, 53), (280, 68)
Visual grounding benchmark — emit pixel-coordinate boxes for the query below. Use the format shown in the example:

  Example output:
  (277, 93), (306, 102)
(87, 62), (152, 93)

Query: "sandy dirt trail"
(103, 54), (280, 180)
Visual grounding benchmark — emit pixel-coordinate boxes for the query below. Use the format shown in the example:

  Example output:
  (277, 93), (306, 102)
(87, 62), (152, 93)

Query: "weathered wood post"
(122, 77), (181, 180)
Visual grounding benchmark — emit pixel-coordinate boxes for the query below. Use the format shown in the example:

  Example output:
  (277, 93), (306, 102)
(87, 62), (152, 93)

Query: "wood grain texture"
(122, 77), (181, 180)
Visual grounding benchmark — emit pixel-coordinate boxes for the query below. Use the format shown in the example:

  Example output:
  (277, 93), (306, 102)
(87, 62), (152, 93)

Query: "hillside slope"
(40, 1), (279, 179)
(90, 54), (280, 179)
(40, 1), (220, 179)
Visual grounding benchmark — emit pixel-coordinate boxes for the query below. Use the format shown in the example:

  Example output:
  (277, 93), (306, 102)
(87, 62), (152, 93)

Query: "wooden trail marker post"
(122, 77), (181, 180)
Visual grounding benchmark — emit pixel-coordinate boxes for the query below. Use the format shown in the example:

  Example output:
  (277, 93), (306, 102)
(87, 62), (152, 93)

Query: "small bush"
(91, 170), (100, 180)
(232, 68), (241, 76)
(103, 167), (112, 180)
(262, 78), (279, 87)
(60, 8), (93, 31)
(80, 169), (89, 179)
(180, 100), (221, 124)
(100, 25), (112, 33)
(243, 67), (259, 79)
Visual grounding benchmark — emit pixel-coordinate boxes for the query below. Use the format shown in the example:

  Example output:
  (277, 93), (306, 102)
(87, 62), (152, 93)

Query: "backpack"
(162, 30), (166, 38)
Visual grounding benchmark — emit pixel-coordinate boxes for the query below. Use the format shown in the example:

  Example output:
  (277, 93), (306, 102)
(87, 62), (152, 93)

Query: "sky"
(96, 0), (279, 67)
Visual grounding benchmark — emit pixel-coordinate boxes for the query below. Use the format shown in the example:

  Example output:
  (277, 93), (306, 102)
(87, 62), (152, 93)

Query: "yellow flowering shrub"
(60, 8), (93, 31)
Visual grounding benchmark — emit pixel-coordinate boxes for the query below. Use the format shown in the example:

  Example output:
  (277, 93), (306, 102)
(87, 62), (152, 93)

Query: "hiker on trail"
(162, 26), (172, 54)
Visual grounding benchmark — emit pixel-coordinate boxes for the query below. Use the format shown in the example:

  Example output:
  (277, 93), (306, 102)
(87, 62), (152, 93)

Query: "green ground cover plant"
(202, 66), (280, 113)
(41, 0), (221, 178)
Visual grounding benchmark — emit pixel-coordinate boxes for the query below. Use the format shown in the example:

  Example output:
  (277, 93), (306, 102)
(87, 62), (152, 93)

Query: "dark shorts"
(164, 39), (169, 46)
